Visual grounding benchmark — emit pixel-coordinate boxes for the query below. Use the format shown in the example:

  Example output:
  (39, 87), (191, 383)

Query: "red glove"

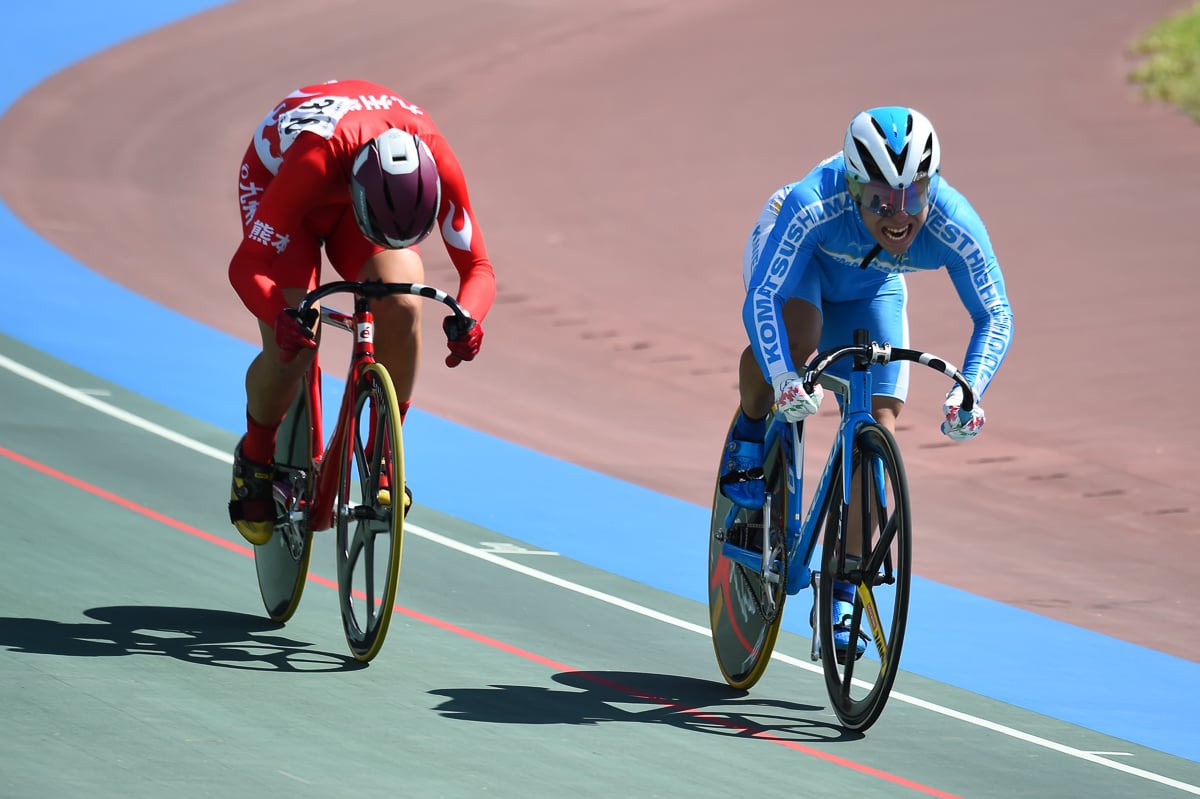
(274, 307), (317, 363)
(443, 315), (483, 368)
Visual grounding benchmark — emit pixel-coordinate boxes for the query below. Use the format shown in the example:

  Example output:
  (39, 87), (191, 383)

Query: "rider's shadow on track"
(0, 605), (365, 672)
(429, 670), (861, 743)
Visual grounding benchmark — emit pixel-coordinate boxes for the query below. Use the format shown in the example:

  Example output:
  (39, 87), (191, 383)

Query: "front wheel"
(336, 363), (406, 662)
(817, 422), (911, 731)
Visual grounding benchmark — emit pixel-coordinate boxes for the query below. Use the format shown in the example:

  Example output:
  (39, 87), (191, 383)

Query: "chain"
(733, 529), (787, 625)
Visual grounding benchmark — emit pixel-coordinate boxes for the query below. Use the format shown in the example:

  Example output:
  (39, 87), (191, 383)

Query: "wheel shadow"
(429, 670), (861, 743)
(0, 605), (365, 672)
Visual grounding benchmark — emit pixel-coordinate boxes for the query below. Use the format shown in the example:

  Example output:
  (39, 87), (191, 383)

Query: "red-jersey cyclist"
(227, 79), (496, 546)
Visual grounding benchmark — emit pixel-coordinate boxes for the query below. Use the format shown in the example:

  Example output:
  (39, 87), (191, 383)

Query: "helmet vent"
(918, 137), (934, 176)
(853, 139), (886, 181)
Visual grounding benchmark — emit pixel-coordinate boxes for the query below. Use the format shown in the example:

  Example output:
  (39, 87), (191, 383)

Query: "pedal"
(375, 485), (411, 517)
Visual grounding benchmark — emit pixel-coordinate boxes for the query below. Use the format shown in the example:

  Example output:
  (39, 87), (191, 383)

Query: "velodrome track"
(2, 333), (1197, 797)
(1, 2), (1197, 797)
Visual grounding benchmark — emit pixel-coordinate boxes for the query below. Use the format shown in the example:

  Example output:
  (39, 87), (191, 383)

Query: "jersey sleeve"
(429, 139), (496, 323)
(228, 133), (341, 323)
(741, 183), (823, 380)
(936, 199), (1014, 399)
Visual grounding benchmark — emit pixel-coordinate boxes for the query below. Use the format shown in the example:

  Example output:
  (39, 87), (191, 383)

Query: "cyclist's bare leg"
(737, 345), (773, 417)
(244, 286), (317, 455)
(356, 247), (424, 411)
(872, 398), (901, 433)
(738, 298), (822, 419)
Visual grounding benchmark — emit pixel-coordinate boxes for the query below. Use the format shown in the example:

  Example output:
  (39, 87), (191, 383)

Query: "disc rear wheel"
(707, 416), (789, 689)
(254, 386), (315, 622)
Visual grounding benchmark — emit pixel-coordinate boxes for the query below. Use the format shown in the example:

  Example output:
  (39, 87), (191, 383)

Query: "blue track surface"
(2, 2), (1195, 762)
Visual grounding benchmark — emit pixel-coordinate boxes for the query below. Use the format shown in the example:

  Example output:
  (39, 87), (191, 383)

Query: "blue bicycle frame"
(719, 338), (883, 596)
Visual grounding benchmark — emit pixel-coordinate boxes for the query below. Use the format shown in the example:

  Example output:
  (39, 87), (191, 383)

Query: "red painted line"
(580, 670), (965, 798)
(0, 444), (247, 555)
(393, 604), (572, 671)
(2, 442), (964, 798)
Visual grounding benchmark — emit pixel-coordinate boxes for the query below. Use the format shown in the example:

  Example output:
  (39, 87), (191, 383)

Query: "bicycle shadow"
(429, 670), (861, 743)
(0, 605), (365, 673)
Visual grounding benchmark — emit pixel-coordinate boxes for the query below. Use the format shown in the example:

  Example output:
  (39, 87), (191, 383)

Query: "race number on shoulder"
(277, 95), (358, 147)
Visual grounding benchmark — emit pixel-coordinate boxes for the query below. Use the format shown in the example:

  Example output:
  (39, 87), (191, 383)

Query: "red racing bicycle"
(252, 280), (473, 662)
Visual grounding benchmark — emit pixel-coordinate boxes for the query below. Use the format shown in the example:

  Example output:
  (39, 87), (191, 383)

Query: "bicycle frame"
(288, 281), (465, 533)
(719, 334), (885, 596)
(787, 360), (877, 594)
(299, 300), (370, 533)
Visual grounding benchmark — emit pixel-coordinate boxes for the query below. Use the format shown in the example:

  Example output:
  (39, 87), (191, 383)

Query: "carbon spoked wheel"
(708, 416), (788, 689)
(254, 387), (315, 622)
(336, 363), (405, 662)
(817, 423), (911, 731)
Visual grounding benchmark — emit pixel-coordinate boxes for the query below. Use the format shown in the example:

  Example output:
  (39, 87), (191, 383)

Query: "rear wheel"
(708, 414), (789, 689)
(336, 363), (405, 662)
(253, 381), (316, 622)
(817, 422), (911, 731)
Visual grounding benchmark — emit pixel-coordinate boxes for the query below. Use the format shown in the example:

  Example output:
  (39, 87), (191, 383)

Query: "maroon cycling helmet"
(350, 129), (442, 249)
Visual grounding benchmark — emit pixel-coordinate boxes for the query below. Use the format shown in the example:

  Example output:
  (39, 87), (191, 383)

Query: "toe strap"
(720, 466), (764, 486)
(720, 439), (764, 486)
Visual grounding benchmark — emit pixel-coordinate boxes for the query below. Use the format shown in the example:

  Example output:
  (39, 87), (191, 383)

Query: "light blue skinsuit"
(741, 153), (1013, 401)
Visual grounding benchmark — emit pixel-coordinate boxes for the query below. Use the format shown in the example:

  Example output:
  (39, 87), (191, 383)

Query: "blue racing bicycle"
(707, 328), (976, 730)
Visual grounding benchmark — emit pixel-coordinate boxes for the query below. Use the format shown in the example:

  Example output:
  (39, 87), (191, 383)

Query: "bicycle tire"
(253, 387), (316, 623)
(707, 413), (788, 690)
(816, 422), (911, 731)
(336, 362), (405, 662)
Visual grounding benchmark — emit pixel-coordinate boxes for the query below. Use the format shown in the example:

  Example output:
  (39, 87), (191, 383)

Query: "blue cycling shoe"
(812, 581), (868, 662)
(719, 434), (765, 509)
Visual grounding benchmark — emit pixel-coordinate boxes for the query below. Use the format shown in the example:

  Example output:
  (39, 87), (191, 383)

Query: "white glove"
(773, 371), (824, 423)
(941, 385), (985, 442)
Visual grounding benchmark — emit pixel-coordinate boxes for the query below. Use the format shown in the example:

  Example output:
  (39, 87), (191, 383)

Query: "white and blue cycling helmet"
(844, 106), (940, 186)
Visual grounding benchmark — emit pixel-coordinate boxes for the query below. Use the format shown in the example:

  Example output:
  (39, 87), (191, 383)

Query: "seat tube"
(352, 297), (376, 361)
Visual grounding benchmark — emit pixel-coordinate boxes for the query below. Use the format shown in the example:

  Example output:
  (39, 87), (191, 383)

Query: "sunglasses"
(850, 176), (934, 218)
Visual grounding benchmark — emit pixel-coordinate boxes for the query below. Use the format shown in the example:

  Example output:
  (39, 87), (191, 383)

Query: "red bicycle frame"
(301, 303), (378, 533)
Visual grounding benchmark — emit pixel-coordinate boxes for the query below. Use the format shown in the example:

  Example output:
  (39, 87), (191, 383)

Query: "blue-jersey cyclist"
(720, 106), (1014, 658)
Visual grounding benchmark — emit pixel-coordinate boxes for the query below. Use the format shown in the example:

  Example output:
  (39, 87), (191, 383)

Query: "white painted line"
(476, 542), (559, 556)
(407, 525), (1198, 793)
(2, 350), (1196, 796)
(0, 354), (233, 464)
(277, 771), (313, 784)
